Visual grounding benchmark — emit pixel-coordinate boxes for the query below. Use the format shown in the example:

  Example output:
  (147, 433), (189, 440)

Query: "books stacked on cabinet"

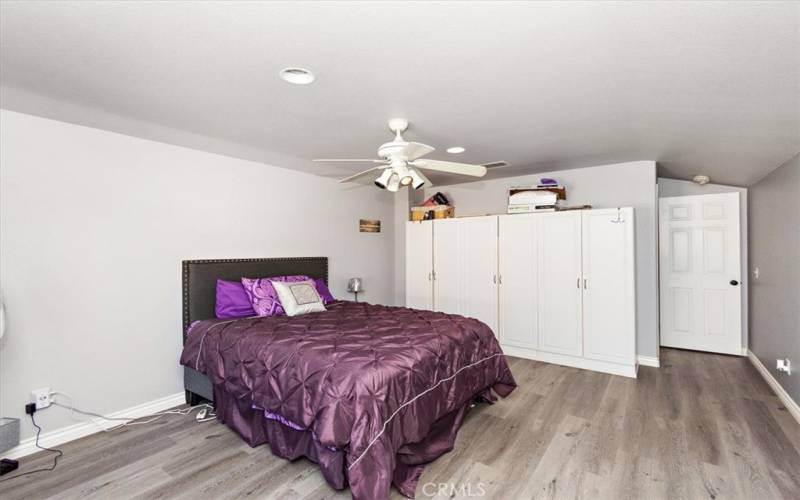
(508, 178), (567, 213)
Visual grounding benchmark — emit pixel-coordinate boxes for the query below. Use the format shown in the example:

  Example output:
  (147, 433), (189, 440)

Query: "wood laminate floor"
(2, 348), (799, 499)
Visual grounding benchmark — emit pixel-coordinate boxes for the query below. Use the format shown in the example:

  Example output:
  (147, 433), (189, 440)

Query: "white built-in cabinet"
(405, 208), (636, 378)
(497, 214), (539, 350)
(405, 221), (434, 311)
(432, 216), (498, 333)
(581, 209), (637, 366)
(537, 212), (584, 357)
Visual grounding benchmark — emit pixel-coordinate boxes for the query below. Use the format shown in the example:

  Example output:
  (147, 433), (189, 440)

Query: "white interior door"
(405, 221), (433, 310)
(433, 217), (498, 333)
(498, 214), (539, 348)
(659, 193), (742, 355)
(582, 208), (636, 365)
(538, 211), (583, 356)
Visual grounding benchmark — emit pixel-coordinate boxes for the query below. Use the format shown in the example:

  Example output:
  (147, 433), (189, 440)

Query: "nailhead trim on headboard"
(181, 257), (328, 343)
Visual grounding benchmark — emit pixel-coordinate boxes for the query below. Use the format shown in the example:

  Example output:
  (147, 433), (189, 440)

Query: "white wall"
(0, 110), (396, 440)
(657, 177), (749, 351)
(422, 161), (659, 358)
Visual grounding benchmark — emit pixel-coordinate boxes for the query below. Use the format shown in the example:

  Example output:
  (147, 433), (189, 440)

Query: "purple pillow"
(314, 278), (335, 304)
(215, 279), (256, 319)
(241, 275), (310, 316)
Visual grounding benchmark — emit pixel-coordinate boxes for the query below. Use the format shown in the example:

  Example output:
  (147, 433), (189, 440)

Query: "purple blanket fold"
(180, 301), (515, 499)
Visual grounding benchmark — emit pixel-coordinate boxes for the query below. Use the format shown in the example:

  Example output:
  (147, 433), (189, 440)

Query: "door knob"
(730, 280), (739, 286)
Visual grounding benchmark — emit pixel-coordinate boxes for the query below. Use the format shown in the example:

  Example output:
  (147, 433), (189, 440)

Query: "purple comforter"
(180, 301), (515, 499)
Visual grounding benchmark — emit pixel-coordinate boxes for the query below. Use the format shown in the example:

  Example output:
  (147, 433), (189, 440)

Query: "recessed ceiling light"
(693, 174), (710, 185)
(446, 146), (465, 154)
(279, 67), (315, 85)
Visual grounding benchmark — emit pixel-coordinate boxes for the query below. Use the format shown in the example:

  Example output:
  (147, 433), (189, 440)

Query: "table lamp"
(347, 278), (363, 302)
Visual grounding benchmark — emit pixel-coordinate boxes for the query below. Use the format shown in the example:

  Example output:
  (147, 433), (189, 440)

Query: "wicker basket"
(0, 418), (20, 454)
(410, 205), (455, 221)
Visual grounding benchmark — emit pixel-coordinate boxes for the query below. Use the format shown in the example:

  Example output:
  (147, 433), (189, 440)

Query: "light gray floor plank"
(1, 348), (798, 499)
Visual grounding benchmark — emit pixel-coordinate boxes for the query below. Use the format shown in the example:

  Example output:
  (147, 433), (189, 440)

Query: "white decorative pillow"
(272, 280), (326, 316)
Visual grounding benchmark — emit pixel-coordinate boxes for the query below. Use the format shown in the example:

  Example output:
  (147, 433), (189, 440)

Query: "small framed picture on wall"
(359, 219), (381, 233)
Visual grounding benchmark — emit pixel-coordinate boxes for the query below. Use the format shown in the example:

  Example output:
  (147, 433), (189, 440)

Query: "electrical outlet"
(30, 388), (51, 410)
(776, 359), (792, 375)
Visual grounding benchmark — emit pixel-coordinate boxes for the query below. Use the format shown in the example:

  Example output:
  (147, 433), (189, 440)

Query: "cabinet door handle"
(499, 275), (503, 285)
(432, 271), (436, 281)
(493, 275), (497, 284)
(577, 278), (581, 289)
(583, 278), (588, 289)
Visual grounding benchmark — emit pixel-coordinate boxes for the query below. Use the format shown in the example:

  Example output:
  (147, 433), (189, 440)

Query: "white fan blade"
(314, 158), (386, 163)
(339, 166), (387, 183)
(410, 159), (487, 177)
(401, 142), (435, 161)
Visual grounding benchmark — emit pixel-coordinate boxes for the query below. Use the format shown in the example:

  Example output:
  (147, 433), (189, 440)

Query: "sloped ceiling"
(1, 1), (798, 186)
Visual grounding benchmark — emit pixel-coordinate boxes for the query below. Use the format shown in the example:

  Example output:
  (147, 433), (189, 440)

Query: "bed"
(180, 257), (515, 499)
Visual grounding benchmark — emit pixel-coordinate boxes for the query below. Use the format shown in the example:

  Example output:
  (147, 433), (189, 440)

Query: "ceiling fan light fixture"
(374, 168), (393, 189)
(395, 164), (413, 186)
(327, 119), (486, 190)
(408, 168), (426, 190)
(279, 67), (315, 85)
(386, 173), (401, 192)
(446, 146), (465, 154)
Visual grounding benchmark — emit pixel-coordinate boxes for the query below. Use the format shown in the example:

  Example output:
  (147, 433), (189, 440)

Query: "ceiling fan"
(313, 119), (487, 191)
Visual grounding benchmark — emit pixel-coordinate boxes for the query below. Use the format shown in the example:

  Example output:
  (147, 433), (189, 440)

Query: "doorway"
(659, 192), (744, 355)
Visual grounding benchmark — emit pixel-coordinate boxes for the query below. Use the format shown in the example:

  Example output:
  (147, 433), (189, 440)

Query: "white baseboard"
(2, 392), (185, 460)
(636, 355), (661, 368)
(502, 344), (637, 378)
(747, 350), (800, 425)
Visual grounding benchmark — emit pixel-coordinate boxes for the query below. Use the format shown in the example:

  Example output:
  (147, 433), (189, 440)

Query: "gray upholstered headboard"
(181, 257), (328, 342)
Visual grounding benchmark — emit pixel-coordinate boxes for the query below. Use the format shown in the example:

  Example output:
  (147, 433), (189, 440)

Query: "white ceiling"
(1, 1), (798, 186)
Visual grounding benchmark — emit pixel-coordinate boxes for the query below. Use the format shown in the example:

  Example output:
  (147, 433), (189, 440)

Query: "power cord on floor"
(0, 397), (215, 484)
(55, 402), (216, 429)
(0, 413), (62, 483)
(50, 392), (215, 431)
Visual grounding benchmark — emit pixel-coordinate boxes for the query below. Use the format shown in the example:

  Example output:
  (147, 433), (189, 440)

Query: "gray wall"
(422, 161), (659, 359)
(657, 178), (749, 351)
(0, 110), (397, 440)
(749, 153), (799, 403)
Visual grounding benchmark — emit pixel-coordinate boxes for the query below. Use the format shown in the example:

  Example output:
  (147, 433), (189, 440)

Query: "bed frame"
(181, 257), (329, 405)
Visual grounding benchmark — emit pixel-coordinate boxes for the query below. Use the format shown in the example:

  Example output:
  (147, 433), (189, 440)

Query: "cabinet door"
(433, 217), (498, 333)
(498, 214), (538, 348)
(582, 208), (636, 364)
(433, 218), (461, 315)
(405, 221), (433, 310)
(461, 216), (498, 333)
(538, 211), (583, 356)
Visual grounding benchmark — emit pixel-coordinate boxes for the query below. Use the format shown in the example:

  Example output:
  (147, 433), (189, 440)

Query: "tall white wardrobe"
(405, 208), (637, 377)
